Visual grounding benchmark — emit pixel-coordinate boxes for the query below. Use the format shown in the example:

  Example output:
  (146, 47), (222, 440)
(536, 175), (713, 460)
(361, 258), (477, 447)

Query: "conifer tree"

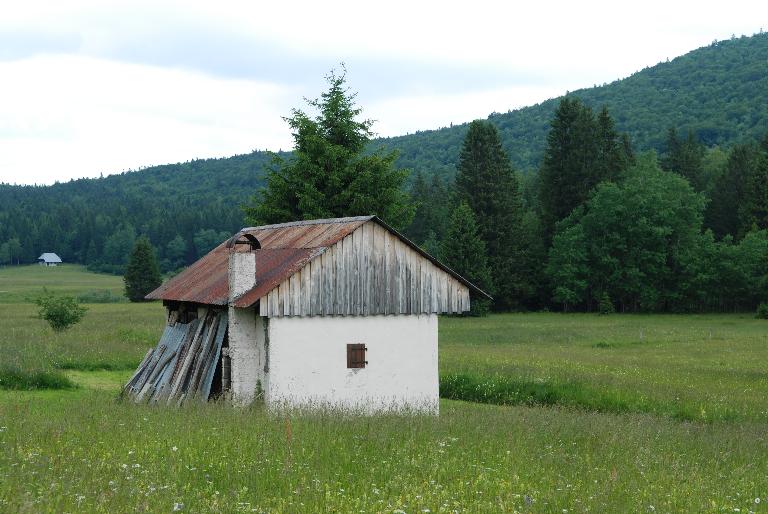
(661, 127), (706, 191)
(595, 107), (634, 182)
(124, 236), (162, 302)
(706, 137), (768, 239)
(245, 68), (413, 230)
(538, 98), (631, 241)
(406, 171), (451, 247)
(456, 120), (526, 311)
(741, 134), (768, 233)
(439, 202), (492, 316)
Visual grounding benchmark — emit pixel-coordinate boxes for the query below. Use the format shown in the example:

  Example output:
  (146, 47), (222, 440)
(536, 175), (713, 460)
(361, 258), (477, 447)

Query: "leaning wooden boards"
(122, 310), (228, 405)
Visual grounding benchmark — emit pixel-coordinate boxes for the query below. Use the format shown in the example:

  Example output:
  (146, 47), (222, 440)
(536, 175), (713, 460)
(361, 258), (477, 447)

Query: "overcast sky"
(0, 1), (765, 185)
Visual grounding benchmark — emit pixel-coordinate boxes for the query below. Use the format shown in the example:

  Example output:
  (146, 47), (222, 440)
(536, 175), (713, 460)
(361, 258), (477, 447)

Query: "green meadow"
(0, 264), (125, 303)
(1, 265), (767, 512)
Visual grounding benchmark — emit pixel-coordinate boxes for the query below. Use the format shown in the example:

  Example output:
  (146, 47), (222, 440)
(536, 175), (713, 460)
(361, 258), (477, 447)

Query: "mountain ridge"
(1, 32), (766, 268)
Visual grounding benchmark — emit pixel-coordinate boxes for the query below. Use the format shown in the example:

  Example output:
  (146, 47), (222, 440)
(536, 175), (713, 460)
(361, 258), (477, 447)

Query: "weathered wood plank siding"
(260, 221), (471, 317)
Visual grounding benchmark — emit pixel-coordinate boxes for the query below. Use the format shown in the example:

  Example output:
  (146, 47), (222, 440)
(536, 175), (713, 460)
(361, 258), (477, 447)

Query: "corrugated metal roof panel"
(146, 215), (491, 307)
(145, 217), (370, 305)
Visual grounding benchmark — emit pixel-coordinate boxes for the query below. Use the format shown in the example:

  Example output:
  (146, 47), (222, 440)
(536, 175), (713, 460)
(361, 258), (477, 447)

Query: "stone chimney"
(226, 233), (261, 406)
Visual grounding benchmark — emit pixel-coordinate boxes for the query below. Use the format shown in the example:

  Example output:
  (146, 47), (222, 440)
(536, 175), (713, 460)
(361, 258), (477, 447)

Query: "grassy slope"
(0, 264), (124, 303)
(2, 266), (768, 511)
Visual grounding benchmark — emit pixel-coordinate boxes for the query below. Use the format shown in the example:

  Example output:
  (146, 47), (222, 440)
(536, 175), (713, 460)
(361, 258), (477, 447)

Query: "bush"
(757, 302), (768, 319)
(598, 292), (616, 315)
(36, 291), (88, 331)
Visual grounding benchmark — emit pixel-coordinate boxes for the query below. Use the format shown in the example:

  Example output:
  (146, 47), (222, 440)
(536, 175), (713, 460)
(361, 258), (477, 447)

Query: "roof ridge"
(240, 215), (375, 232)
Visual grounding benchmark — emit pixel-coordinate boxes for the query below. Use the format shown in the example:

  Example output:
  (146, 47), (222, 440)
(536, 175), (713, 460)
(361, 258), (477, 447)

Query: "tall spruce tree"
(706, 136), (768, 239)
(538, 98), (631, 241)
(124, 237), (162, 302)
(595, 107), (634, 181)
(741, 134), (768, 233)
(244, 68), (413, 230)
(406, 171), (451, 248)
(661, 127), (706, 191)
(439, 202), (493, 316)
(456, 120), (526, 311)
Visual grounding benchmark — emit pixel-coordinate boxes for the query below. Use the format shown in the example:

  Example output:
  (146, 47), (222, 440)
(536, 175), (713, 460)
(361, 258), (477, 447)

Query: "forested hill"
(381, 32), (768, 175)
(0, 152), (278, 271)
(1, 32), (767, 271)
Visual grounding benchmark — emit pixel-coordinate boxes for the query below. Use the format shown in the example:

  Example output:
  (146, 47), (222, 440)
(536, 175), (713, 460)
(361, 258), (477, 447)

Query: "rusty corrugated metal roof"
(145, 217), (371, 305)
(146, 215), (491, 307)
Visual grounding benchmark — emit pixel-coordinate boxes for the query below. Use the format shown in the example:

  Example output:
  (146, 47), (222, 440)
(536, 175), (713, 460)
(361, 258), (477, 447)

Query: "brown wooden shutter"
(347, 343), (367, 368)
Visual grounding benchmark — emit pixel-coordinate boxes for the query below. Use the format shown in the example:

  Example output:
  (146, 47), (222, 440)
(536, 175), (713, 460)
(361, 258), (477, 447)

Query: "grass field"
(1, 265), (768, 512)
(0, 264), (124, 303)
(440, 313), (768, 422)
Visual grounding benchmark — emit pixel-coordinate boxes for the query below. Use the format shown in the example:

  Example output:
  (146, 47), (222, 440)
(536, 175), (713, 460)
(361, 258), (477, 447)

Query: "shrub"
(598, 292), (615, 315)
(757, 302), (768, 319)
(36, 291), (88, 331)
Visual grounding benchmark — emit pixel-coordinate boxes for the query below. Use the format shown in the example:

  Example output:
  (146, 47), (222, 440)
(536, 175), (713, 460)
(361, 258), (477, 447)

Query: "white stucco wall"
(228, 306), (268, 405)
(266, 314), (439, 414)
(228, 252), (256, 299)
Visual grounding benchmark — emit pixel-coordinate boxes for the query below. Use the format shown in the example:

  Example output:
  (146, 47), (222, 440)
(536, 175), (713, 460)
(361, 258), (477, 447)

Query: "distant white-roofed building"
(38, 253), (62, 266)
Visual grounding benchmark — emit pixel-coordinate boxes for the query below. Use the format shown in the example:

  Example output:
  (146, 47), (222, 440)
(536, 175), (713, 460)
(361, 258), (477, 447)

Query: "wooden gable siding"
(259, 221), (470, 317)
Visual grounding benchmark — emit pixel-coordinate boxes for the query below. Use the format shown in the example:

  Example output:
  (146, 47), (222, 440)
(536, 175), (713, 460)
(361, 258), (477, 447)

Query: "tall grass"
(440, 372), (742, 422)
(1, 392), (767, 512)
(0, 301), (163, 389)
(3, 267), (768, 510)
(0, 366), (75, 390)
(440, 312), (768, 422)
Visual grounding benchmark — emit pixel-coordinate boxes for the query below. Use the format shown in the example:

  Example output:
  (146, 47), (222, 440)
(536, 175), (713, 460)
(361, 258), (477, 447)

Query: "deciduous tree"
(547, 154), (706, 312)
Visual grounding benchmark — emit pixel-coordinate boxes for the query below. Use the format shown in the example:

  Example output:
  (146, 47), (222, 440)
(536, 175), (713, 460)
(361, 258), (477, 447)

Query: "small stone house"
(38, 253), (62, 266)
(142, 216), (489, 413)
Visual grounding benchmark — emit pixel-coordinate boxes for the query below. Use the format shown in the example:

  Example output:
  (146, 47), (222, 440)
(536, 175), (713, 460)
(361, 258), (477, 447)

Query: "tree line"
(0, 153), (271, 274)
(1, 63), (766, 313)
(245, 68), (767, 314)
(408, 99), (768, 313)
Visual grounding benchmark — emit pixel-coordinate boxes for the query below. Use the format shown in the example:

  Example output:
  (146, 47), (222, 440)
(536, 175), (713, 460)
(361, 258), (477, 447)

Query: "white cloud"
(367, 86), (568, 138)
(0, 55), (295, 184)
(0, 0), (766, 183)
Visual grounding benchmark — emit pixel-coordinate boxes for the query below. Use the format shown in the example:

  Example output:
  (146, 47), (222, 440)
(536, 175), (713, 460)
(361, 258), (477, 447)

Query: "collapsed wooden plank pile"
(122, 309), (227, 405)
